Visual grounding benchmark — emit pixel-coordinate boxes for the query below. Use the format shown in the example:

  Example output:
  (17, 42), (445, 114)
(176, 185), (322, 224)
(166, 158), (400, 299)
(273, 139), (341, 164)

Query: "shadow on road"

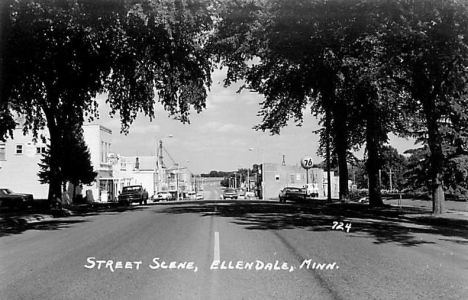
(156, 200), (468, 247)
(0, 219), (88, 238)
(0, 204), (150, 238)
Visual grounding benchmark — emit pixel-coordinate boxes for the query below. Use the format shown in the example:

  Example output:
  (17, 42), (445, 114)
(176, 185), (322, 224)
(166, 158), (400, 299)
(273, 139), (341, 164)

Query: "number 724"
(332, 221), (351, 233)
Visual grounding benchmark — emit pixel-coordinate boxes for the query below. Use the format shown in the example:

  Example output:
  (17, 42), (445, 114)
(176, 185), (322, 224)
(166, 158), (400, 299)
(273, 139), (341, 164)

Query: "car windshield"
(123, 186), (140, 192)
(0, 189), (13, 195)
(225, 189), (235, 193)
(286, 188), (303, 192)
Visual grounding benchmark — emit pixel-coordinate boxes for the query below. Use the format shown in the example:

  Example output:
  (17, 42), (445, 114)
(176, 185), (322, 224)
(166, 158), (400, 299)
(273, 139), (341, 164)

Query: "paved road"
(1, 184), (467, 300)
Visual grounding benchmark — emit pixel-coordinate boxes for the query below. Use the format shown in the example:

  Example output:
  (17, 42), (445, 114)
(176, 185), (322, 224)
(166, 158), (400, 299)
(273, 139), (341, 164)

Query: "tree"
(378, 146), (408, 191)
(0, 0), (16, 142)
(385, 0), (468, 213)
(3, 0), (214, 202)
(404, 146), (432, 194)
(209, 0), (407, 206)
(38, 125), (97, 202)
(61, 126), (97, 202)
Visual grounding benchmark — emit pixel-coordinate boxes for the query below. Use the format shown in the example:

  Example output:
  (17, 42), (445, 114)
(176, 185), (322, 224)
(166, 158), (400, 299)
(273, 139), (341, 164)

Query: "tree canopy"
(2, 0), (215, 200)
(209, 0), (468, 212)
(3, 0), (468, 214)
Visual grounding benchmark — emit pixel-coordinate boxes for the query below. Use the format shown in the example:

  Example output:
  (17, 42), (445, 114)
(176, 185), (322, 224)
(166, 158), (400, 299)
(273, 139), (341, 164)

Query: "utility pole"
(157, 140), (164, 193)
(176, 163), (179, 201)
(326, 114), (332, 202)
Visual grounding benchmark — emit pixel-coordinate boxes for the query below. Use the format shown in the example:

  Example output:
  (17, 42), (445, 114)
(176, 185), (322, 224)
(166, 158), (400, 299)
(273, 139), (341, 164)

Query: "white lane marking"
(214, 231), (220, 262)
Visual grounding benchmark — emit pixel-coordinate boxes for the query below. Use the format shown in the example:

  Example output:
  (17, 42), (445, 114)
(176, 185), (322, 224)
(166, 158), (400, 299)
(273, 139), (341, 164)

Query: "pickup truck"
(118, 185), (148, 206)
(278, 187), (307, 203)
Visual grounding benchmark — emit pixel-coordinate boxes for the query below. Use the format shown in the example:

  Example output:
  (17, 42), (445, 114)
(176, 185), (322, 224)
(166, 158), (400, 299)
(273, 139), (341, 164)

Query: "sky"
(88, 69), (418, 175)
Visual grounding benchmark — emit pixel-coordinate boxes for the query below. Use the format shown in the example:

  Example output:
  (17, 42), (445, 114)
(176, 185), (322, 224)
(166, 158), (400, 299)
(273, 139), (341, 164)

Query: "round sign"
(301, 156), (314, 169)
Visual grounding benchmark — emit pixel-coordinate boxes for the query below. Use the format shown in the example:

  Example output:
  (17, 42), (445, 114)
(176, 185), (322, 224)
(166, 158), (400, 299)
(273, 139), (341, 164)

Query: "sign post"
(300, 156), (314, 184)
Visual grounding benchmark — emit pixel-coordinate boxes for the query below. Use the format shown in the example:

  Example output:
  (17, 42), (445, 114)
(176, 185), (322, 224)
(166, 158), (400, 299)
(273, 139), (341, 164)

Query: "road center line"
(214, 231), (220, 262)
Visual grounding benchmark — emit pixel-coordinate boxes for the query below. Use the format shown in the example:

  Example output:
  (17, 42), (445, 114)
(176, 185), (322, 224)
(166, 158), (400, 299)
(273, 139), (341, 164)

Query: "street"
(1, 183), (467, 300)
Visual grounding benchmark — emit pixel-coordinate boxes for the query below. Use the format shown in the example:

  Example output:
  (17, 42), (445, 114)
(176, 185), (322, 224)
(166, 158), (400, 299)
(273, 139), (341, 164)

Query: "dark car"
(0, 188), (34, 209)
(222, 188), (238, 200)
(278, 187), (307, 203)
(118, 185), (148, 205)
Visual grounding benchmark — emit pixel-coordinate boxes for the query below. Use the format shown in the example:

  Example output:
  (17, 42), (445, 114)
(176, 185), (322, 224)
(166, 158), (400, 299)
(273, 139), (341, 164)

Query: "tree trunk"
(73, 184), (77, 203)
(426, 116), (446, 214)
(42, 101), (63, 206)
(366, 110), (384, 207)
(333, 106), (349, 202)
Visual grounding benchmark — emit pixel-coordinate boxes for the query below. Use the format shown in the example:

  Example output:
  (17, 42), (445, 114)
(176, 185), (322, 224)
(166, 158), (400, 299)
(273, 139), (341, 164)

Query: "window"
(15, 144), (23, 155)
(0, 144), (5, 161)
(36, 147), (46, 154)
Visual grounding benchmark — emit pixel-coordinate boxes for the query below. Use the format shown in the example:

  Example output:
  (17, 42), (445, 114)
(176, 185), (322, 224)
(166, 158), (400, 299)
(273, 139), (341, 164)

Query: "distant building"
(260, 163), (339, 200)
(167, 167), (192, 194)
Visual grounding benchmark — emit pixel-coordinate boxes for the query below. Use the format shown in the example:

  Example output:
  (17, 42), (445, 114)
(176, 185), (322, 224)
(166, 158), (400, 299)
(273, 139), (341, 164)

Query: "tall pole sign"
(301, 156), (314, 184)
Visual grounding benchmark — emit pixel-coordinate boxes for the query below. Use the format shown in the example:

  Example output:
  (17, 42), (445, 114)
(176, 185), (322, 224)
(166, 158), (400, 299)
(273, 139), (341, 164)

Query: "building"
(119, 156), (157, 197)
(0, 126), (49, 199)
(81, 124), (116, 202)
(260, 163), (339, 200)
(0, 123), (133, 202)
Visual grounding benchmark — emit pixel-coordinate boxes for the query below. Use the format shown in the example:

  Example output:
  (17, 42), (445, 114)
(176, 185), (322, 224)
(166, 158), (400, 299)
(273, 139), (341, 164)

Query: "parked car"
(0, 188), (34, 209)
(186, 192), (204, 200)
(118, 185), (148, 205)
(153, 191), (172, 202)
(221, 188), (238, 200)
(278, 187), (307, 203)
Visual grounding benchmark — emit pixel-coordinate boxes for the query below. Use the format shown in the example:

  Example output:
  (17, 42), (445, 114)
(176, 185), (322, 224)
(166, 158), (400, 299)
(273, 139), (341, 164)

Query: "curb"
(1, 209), (74, 226)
